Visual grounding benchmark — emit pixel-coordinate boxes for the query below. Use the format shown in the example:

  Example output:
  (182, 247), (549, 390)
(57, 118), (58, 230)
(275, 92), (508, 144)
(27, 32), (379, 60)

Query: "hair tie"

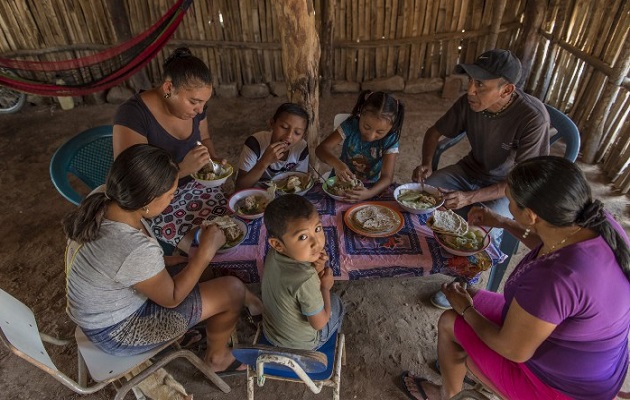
(576, 199), (606, 228)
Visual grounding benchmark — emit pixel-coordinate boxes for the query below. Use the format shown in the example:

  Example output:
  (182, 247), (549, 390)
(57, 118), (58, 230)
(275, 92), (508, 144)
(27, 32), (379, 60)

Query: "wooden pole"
(271, 0), (321, 166)
(320, 0), (335, 97)
(106, 0), (152, 90)
(516, 0), (546, 88)
(487, 0), (508, 50)
(582, 37), (630, 163)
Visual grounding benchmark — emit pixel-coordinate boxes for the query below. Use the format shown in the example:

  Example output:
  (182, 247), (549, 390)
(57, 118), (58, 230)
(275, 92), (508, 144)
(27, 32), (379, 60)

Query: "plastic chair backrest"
(545, 104), (580, 162)
(0, 288), (58, 371)
(49, 126), (114, 205)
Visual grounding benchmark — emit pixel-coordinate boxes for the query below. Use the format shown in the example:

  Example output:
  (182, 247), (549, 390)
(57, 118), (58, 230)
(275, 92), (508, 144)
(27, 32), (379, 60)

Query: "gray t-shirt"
(261, 249), (323, 350)
(435, 89), (550, 182)
(66, 220), (165, 329)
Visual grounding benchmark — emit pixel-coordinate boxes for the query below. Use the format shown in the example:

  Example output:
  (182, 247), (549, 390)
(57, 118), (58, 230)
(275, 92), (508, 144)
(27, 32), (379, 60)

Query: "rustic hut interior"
(0, 0), (628, 399)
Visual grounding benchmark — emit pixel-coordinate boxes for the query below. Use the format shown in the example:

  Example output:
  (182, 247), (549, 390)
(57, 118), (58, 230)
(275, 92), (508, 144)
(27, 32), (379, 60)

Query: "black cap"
(455, 49), (522, 84)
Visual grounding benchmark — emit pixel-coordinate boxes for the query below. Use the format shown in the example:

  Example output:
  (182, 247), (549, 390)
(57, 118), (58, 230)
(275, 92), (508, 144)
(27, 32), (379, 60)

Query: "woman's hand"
(196, 224), (226, 261)
(467, 206), (504, 228)
(441, 281), (473, 315)
(180, 145), (210, 176)
(260, 141), (289, 166)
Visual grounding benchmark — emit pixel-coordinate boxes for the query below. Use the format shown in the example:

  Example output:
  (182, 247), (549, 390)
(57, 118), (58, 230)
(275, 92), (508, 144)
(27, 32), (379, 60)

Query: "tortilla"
(202, 216), (244, 246)
(352, 205), (397, 232)
(430, 209), (468, 236)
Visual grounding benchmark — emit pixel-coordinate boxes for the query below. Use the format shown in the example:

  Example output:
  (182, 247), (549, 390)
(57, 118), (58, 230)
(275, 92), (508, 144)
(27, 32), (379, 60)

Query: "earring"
(163, 92), (171, 99)
(143, 206), (150, 214)
(522, 227), (531, 239)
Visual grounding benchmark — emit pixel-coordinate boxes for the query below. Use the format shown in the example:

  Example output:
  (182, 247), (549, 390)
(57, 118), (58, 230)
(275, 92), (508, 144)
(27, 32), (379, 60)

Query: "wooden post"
(583, 37), (630, 163)
(271, 0), (321, 165)
(320, 0), (335, 97)
(487, 0), (508, 50)
(106, 0), (152, 91)
(516, 0), (546, 88)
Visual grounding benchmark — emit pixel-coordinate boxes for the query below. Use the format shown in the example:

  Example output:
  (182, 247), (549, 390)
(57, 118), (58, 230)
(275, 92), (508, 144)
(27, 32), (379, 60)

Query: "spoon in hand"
(196, 141), (222, 175)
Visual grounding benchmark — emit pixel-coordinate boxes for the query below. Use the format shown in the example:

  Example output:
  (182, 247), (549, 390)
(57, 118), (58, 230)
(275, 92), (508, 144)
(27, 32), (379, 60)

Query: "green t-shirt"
(261, 249), (324, 349)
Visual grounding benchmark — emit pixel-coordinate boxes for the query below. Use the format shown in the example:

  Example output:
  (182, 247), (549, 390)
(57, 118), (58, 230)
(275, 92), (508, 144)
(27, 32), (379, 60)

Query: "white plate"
(433, 225), (491, 256)
(228, 188), (274, 220)
(393, 183), (444, 215)
(194, 217), (248, 253)
(270, 171), (314, 196)
(322, 176), (363, 202)
(191, 164), (234, 188)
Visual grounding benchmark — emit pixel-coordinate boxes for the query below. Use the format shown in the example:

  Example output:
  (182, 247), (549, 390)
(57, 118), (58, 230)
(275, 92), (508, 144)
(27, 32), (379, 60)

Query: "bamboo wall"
(0, 0), (628, 192)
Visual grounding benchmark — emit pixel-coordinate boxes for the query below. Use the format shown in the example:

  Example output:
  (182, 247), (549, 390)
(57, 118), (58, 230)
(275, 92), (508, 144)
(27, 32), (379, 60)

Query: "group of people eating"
(62, 46), (629, 399)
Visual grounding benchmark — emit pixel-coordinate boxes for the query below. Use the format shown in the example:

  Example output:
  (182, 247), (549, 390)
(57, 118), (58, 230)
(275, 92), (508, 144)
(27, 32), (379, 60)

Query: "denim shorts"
(82, 286), (202, 356)
(314, 293), (345, 350)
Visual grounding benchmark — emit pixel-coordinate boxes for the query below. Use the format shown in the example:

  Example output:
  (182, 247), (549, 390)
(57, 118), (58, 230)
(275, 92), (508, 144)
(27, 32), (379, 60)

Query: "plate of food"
(228, 188), (274, 220)
(428, 209), (490, 256)
(344, 202), (404, 238)
(194, 216), (248, 253)
(191, 163), (234, 188)
(269, 171), (314, 196)
(322, 176), (364, 201)
(393, 183), (444, 214)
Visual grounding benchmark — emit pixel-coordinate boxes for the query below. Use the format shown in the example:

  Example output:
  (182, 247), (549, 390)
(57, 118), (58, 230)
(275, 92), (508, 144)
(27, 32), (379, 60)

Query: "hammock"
(0, 0), (192, 96)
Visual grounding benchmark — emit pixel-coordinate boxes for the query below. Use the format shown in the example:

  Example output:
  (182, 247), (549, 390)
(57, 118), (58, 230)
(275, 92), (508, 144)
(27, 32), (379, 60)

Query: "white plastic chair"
(0, 288), (230, 399)
(333, 113), (352, 130)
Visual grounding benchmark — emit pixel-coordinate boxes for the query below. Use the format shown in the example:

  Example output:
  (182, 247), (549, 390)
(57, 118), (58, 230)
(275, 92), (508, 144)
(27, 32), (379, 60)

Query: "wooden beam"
(320, 0), (335, 97)
(516, 0), (546, 88)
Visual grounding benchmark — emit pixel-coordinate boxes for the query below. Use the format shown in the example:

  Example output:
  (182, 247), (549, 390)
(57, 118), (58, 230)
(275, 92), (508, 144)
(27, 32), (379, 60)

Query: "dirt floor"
(0, 92), (628, 399)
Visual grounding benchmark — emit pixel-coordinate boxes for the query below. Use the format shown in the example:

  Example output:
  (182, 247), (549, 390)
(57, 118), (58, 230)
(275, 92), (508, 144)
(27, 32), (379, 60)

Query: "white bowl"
(433, 225), (491, 257)
(394, 183), (444, 214)
(194, 217), (248, 253)
(228, 188), (275, 220)
(322, 176), (363, 202)
(191, 164), (234, 188)
(271, 171), (314, 196)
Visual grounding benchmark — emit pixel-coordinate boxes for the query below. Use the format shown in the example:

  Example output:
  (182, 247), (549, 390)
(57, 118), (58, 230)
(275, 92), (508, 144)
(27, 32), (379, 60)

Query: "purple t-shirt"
(503, 214), (630, 400)
(113, 93), (206, 164)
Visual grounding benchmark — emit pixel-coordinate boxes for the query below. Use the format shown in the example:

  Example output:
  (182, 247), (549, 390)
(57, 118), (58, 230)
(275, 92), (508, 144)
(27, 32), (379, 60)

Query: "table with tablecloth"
(185, 184), (504, 284)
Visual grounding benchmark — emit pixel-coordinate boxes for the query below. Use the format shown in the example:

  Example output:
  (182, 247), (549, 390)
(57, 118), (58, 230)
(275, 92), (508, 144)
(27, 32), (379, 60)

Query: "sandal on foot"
(400, 371), (430, 400)
(216, 359), (246, 377)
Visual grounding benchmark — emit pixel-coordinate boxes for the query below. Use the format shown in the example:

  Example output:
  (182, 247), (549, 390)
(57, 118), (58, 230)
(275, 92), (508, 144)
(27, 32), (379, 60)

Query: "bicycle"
(0, 85), (26, 114)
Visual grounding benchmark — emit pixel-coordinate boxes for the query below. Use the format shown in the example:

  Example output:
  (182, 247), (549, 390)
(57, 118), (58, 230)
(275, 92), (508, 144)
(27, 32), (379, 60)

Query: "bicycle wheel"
(0, 85), (26, 114)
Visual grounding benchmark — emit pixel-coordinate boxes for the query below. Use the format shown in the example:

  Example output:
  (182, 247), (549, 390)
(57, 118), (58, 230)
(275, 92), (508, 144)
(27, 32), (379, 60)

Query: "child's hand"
(260, 141), (289, 166)
(344, 186), (371, 203)
(319, 267), (334, 290)
(333, 162), (355, 182)
(313, 250), (328, 274)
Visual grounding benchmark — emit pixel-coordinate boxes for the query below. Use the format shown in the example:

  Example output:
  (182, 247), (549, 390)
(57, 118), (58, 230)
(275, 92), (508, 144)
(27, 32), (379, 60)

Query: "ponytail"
(62, 192), (109, 243)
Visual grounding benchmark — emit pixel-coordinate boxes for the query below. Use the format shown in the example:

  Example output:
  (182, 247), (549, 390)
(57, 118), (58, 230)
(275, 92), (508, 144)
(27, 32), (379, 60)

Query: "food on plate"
(351, 205), (397, 232)
(272, 174), (313, 194)
(396, 189), (441, 210)
(236, 195), (269, 215)
(437, 228), (486, 252)
(429, 209), (468, 236)
(328, 177), (363, 196)
(193, 163), (230, 181)
(202, 216), (244, 245)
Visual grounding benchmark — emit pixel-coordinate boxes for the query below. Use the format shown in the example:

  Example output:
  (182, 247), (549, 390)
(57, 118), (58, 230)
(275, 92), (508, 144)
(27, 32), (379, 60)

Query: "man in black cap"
(412, 49), (550, 309)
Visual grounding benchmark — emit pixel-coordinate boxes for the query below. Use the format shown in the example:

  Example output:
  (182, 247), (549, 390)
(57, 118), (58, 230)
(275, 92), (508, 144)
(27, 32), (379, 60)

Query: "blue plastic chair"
(431, 104), (581, 291)
(232, 326), (345, 400)
(49, 125), (114, 206)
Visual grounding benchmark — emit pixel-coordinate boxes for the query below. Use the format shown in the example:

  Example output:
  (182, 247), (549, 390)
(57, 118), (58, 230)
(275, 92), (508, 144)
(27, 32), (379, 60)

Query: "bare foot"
(401, 371), (443, 400)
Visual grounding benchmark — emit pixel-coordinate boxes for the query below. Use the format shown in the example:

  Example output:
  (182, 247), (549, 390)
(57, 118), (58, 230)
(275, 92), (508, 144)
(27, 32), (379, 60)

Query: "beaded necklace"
(481, 93), (515, 119)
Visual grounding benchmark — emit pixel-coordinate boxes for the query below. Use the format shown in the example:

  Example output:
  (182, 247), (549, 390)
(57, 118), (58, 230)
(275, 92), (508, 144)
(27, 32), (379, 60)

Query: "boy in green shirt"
(262, 194), (344, 350)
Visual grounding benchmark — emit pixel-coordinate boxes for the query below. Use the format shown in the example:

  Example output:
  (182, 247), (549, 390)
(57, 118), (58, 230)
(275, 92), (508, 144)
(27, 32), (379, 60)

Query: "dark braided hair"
(508, 156), (630, 280)
(350, 90), (405, 143)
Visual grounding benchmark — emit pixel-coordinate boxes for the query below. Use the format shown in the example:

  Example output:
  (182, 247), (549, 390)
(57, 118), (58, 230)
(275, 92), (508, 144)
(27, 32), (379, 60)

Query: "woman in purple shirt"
(402, 156), (630, 400)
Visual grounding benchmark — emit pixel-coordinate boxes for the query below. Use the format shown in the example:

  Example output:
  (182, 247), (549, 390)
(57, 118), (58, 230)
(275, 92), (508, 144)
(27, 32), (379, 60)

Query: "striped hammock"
(0, 0), (192, 96)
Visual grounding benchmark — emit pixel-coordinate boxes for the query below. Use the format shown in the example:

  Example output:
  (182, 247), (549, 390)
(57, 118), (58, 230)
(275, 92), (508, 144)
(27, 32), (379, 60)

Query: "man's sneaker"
(429, 290), (452, 310)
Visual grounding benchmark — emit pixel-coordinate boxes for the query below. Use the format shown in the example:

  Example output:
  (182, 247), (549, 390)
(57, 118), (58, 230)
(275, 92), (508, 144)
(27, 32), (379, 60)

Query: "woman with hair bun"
(401, 156), (630, 400)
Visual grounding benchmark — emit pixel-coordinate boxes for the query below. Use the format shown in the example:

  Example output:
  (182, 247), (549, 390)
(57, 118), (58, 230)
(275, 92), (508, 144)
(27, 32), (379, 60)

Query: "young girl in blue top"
(316, 90), (405, 202)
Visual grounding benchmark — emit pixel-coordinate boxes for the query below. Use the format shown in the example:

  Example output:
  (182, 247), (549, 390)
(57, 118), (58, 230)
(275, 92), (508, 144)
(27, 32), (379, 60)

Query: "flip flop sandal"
(216, 359), (246, 377)
(400, 371), (429, 400)
(178, 328), (205, 349)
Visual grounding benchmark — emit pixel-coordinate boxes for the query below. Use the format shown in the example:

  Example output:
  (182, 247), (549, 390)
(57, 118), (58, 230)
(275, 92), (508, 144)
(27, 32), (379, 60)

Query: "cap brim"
(454, 64), (501, 81)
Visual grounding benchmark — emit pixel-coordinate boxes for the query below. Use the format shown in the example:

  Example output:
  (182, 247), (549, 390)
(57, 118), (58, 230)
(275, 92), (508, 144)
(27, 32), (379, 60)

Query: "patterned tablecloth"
(183, 183), (505, 284)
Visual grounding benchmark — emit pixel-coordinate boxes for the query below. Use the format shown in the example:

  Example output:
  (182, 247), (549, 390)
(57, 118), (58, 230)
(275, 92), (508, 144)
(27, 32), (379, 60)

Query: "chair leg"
(180, 350), (231, 393)
(247, 365), (255, 400)
(77, 351), (88, 387)
(333, 334), (345, 400)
